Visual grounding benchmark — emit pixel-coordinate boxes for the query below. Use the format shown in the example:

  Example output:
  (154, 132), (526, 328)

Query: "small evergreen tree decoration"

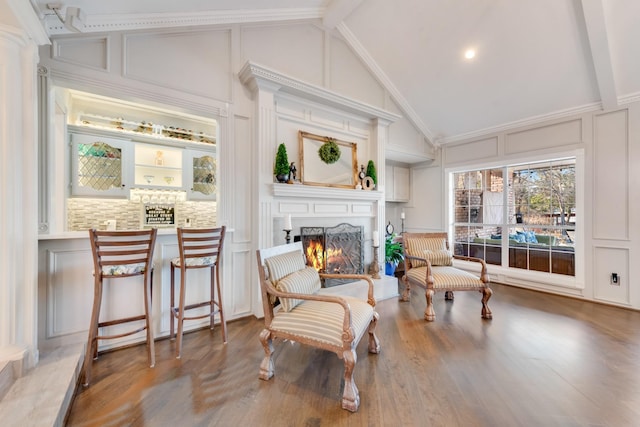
(366, 160), (377, 187)
(274, 143), (290, 182)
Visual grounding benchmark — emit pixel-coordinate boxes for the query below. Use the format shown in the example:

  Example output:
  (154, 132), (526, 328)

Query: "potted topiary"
(385, 233), (404, 276)
(274, 143), (290, 183)
(366, 160), (377, 189)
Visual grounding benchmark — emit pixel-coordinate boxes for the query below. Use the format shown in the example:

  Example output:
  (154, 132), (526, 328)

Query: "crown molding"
(41, 7), (325, 36)
(438, 101), (603, 145)
(239, 61), (400, 123)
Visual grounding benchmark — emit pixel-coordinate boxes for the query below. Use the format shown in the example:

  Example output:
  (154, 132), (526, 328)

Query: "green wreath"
(318, 138), (341, 164)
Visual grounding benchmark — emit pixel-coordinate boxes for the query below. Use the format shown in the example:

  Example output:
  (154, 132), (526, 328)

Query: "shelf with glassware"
(134, 143), (183, 190)
(76, 113), (216, 146)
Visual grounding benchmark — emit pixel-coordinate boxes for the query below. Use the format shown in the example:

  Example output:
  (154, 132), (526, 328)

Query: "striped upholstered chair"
(256, 241), (380, 412)
(400, 232), (492, 321)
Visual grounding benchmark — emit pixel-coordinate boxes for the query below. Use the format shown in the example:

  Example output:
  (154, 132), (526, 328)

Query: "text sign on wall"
(144, 204), (175, 226)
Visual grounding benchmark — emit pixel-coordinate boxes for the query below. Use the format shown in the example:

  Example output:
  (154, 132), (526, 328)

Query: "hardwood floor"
(66, 283), (640, 426)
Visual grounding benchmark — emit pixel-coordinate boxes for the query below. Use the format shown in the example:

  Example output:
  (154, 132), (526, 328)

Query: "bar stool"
(170, 226), (227, 359)
(83, 228), (157, 386)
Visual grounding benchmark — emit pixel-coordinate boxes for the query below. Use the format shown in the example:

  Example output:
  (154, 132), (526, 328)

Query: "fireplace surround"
(299, 223), (364, 287)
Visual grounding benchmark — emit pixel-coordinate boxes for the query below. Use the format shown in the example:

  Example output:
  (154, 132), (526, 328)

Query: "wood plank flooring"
(65, 283), (640, 426)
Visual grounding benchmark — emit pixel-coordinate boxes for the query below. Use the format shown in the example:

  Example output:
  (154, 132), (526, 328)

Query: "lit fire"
(306, 240), (324, 271)
(305, 241), (346, 272)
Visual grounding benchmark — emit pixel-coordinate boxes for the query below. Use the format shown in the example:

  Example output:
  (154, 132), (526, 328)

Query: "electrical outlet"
(611, 273), (619, 285)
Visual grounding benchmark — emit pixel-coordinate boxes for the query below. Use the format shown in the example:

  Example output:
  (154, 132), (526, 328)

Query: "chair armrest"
(320, 273), (376, 307)
(453, 255), (489, 283)
(403, 255), (435, 287)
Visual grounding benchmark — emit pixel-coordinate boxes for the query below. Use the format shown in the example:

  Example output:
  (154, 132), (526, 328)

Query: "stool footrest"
(96, 325), (148, 340)
(98, 314), (147, 328)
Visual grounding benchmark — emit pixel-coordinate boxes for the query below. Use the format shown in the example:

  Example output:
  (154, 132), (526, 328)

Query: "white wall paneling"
(445, 136), (499, 165)
(124, 29), (232, 101)
(505, 118), (582, 155)
(593, 246), (630, 305)
(52, 36), (110, 71)
(593, 109), (629, 240)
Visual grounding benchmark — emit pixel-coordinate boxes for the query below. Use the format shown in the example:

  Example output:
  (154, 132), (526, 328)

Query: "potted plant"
(274, 143), (290, 183)
(366, 160), (377, 188)
(385, 233), (404, 276)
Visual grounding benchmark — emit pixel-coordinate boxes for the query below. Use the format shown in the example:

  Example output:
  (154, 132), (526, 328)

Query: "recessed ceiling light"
(464, 49), (476, 60)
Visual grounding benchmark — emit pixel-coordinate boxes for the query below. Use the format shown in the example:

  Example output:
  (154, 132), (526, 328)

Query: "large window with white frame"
(452, 158), (576, 276)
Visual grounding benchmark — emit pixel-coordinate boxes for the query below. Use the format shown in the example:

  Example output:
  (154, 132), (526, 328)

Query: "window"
(452, 159), (576, 276)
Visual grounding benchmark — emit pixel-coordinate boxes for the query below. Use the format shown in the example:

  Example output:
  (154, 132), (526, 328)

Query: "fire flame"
(306, 240), (324, 271)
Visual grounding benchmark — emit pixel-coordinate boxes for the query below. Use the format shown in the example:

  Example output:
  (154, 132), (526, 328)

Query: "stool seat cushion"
(270, 296), (374, 348)
(101, 263), (147, 276)
(171, 256), (215, 267)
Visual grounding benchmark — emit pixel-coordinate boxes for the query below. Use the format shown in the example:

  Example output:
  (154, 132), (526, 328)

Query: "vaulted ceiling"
(28, 0), (640, 145)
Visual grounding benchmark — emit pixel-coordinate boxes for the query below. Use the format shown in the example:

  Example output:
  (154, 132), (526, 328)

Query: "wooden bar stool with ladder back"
(83, 228), (158, 386)
(170, 226), (227, 359)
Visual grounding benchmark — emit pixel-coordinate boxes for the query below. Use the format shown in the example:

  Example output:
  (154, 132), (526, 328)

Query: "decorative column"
(0, 23), (43, 373)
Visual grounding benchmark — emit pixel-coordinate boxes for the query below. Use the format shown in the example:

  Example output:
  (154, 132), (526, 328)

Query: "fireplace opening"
(299, 223), (364, 287)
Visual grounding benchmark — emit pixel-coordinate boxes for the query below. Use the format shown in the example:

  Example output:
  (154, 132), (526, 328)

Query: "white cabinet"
(385, 164), (410, 202)
(70, 132), (133, 197)
(185, 149), (217, 200)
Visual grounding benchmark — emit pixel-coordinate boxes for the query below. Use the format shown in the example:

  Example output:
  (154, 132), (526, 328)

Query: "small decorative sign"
(144, 204), (175, 226)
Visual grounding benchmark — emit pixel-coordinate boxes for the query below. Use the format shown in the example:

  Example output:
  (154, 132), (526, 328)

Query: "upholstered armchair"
(401, 232), (492, 321)
(256, 242), (380, 412)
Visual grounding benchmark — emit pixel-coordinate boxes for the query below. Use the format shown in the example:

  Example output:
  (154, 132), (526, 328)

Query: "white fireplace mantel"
(272, 183), (383, 201)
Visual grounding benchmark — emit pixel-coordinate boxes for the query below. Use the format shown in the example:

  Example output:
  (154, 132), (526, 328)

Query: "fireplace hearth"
(299, 223), (364, 287)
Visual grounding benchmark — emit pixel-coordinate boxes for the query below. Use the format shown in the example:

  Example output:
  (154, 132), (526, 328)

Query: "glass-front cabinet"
(187, 150), (217, 200)
(70, 132), (133, 197)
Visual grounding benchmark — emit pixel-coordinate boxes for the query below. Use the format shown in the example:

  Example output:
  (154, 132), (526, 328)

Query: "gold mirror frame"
(298, 131), (357, 189)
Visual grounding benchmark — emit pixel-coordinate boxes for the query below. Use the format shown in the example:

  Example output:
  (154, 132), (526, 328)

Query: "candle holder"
(369, 245), (381, 279)
(283, 229), (291, 244)
(401, 217), (405, 234)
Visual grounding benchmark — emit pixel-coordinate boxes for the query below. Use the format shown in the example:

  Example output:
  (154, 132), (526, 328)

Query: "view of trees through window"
(453, 158), (576, 276)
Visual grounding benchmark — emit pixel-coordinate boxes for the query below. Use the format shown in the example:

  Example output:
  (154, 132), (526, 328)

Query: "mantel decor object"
(318, 137), (341, 164)
(298, 131), (358, 189)
(274, 143), (290, 183)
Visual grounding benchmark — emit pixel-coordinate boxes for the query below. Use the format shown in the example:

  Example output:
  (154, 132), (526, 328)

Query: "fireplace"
(299, 223), (364, 287)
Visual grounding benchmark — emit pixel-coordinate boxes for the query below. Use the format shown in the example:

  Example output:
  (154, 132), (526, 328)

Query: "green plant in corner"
(274, 143), (290, 182)
(385, 233), (404, 266)
(366, 160), (377, 187)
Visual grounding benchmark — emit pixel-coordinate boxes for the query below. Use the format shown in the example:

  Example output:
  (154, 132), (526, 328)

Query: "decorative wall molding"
(272, 183), (382, 202)
(239, 61), (400, 123)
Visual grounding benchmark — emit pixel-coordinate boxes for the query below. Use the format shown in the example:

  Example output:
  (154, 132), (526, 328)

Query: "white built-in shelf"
(77, 113), (216, 145)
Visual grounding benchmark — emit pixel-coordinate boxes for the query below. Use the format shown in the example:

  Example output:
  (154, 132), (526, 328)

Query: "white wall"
(416, 104), (640, 310)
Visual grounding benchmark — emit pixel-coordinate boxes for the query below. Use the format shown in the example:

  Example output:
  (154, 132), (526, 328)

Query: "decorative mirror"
(298, 131), (357, 189)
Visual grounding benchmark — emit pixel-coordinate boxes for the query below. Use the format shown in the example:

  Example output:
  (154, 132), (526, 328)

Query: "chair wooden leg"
(424, 289), (436, 321)
(258, 329), (274, 380)
(170, 263), (176, 340)
(175, 267), (187, 359)
(341, 349), (359, 412)
(215, 266), (228, 343)
(400, 277), (411, 302)
(481, 287), (493, 319)
(368, 312), (380, 354)
(144, 271), (155, 368)
(82, 276), (103, 386)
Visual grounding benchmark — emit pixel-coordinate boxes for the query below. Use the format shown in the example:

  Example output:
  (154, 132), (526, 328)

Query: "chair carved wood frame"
(400, 232), (493, 321)
(256, 242), (380, 412)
